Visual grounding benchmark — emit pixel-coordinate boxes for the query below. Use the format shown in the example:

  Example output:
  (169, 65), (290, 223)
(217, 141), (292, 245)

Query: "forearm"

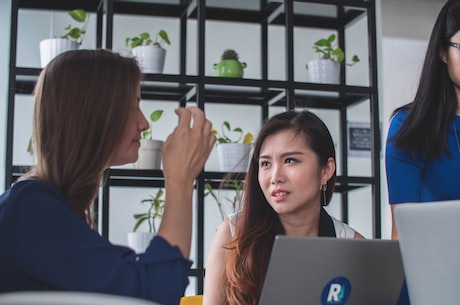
(157, 179), (194, 258)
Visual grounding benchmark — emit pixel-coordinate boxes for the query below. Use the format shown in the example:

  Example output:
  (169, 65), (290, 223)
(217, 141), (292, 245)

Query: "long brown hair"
(28, 49), (141, 225)
(223, 110), (336, 305)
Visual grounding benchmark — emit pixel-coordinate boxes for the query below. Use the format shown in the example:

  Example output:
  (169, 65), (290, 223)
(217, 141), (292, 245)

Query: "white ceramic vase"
(217, 143), (251, 172)
(134, 139), (163, 170)
(39, 38), (80, 68)
(307, 59), (340, 84)
(132, 45), (166, 74)
(127, 232), (155, 254)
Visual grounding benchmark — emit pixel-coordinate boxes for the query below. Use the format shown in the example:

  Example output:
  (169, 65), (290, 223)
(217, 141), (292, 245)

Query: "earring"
(320, 183), (328, 206)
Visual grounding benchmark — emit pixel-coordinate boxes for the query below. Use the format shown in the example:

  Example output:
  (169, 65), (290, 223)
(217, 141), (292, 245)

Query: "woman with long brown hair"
(203, 110), (363, 305)
(0, 49), (215, 305)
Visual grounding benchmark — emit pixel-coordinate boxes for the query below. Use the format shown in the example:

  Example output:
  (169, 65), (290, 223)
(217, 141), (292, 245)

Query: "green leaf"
(133, 215), (150, 232)
(315, 38), (330, 47)
(150, 110), (163, 122)
(68, 9), (87, 23)
(222, 121), (231, 132)
(352, 55), (360, 63)
(140, 32), (150, 40)
(332, 48), (344, 63)
(158, 30), (171, 45)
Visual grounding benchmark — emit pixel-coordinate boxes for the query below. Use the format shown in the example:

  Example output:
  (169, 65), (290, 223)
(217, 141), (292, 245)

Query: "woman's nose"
(139, 110), (149, 132)
(270, 165), (284, 185)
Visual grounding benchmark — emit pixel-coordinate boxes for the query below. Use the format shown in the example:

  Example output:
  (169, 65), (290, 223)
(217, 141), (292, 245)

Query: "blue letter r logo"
(321, 276), (352, 305)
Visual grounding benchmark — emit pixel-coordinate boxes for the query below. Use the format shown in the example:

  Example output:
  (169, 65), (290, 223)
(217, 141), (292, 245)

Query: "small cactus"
(221, 49), (239, 61)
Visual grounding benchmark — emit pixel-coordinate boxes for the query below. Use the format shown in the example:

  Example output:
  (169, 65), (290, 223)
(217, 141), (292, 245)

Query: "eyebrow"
(259, 151), (305, 159)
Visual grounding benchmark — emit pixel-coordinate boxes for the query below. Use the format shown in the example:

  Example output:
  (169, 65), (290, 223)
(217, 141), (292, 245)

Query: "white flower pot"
(39, 38), (80, 68)
(132, 45), (166, 74)
(127, 232), (155, 254)
(134, 139), (163, 170)
(217, 143), (251, 172)
(307, 59), (340, 84)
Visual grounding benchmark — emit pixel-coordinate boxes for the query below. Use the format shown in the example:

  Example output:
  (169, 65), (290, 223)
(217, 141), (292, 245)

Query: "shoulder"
(214, 217), (233, 245)
(389, 109), (409, 131)
(0, 180), (64, 212)
(0, 180), (71, 229)
(330, 216), (358, 239)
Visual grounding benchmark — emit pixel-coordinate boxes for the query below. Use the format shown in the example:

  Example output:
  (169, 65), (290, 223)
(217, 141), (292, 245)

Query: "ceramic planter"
(213, 60), (247, 78)
(132, 45), (166, 74)
(216, 143), (251, 172)
(39, 38), (80, 68)
(307, 59), (340, 84)
(127, 232), (155, 254)
(134, 139), (163, 169)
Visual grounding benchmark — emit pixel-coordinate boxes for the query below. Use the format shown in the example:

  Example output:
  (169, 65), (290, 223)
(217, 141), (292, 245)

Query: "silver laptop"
(258, 236), (404, 305)
(394, 200), (460, 305)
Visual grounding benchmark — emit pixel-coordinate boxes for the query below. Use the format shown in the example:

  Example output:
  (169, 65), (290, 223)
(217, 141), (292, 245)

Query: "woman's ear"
(321, 157), (336, 182)
(440, 48), (448, 64)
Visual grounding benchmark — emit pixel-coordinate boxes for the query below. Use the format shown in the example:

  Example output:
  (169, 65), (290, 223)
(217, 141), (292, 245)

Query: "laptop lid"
(258, 236), (404, 305)
(394, 200), (460, 305)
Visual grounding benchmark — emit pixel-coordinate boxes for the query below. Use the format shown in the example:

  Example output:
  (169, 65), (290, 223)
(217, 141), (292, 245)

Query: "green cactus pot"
(213, 59), (247, 78)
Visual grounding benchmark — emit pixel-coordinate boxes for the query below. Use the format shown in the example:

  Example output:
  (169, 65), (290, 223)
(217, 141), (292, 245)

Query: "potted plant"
(134, 109), (164, 169)
(204, 180), (243, 220)
(39, 9), (89, 68)
(213, 121), (253, 172)
(127, 188), (164, 254)
(213, 49), (247, 78)
(126, 30), (171, 74)
(306, 33), (360, 84)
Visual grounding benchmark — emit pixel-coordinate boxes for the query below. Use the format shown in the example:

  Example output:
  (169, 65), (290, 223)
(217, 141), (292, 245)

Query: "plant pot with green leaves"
(126, 30), (171, 74)
(40, 9), (89, 68)
(213, 49), (247, 78)
(306, 33), (359, 84)
(127, 189), (164, 254)
(213, 121), (253, 172)
(134, 109), (164, 170)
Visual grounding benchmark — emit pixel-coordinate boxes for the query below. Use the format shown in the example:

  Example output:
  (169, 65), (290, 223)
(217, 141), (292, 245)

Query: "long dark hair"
(390, 0), (460, 159)
(223, 110), (336, 305)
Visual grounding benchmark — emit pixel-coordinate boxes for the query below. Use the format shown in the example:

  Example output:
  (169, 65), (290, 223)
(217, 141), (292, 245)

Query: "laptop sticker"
(320, 276), (351, 305)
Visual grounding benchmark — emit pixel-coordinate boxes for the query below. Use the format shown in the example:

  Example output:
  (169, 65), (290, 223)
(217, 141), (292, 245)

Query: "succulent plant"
(221, 49), (239, 61)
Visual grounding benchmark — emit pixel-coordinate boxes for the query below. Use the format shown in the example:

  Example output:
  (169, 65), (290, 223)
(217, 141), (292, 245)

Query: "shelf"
(13, 68), (372, 109)
(99, 168), (374, 194)
(7, 0), (380, 296)
(17, 0), (102, 12)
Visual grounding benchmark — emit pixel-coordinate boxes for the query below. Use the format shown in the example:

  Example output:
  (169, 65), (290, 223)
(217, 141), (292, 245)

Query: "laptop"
(394, 200), (460, 305)
(258, 236), (404, 305)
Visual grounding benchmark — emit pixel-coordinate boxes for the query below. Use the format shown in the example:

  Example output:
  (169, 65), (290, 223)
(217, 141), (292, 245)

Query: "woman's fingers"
(162, 107), (215, 181)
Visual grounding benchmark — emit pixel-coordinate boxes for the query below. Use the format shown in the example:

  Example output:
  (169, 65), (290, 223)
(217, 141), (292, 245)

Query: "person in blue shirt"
(385, 0), (460, 240)
(385, 2), (460, 304)
(0, 49), (215, 305)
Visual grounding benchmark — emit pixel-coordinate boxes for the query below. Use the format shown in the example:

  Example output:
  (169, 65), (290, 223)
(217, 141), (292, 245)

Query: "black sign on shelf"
(348, 121), (371, 157)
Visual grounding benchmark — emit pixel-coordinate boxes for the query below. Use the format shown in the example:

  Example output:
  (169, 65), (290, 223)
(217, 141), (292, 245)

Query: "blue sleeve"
(4, 181), (191, 305)
(385, 111), (424, 204)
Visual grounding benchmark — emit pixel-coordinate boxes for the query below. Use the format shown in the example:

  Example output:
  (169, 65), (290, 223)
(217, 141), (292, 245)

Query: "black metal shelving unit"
(6, 0), (380, 295)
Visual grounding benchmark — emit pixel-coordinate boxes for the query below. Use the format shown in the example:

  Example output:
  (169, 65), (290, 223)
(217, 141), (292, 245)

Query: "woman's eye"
(260, 160), (270, 167)
(285, 158), (296, 164)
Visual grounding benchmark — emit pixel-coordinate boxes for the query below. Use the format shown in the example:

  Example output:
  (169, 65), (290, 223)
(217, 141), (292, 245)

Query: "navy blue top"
(0, 180), (192, 305)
